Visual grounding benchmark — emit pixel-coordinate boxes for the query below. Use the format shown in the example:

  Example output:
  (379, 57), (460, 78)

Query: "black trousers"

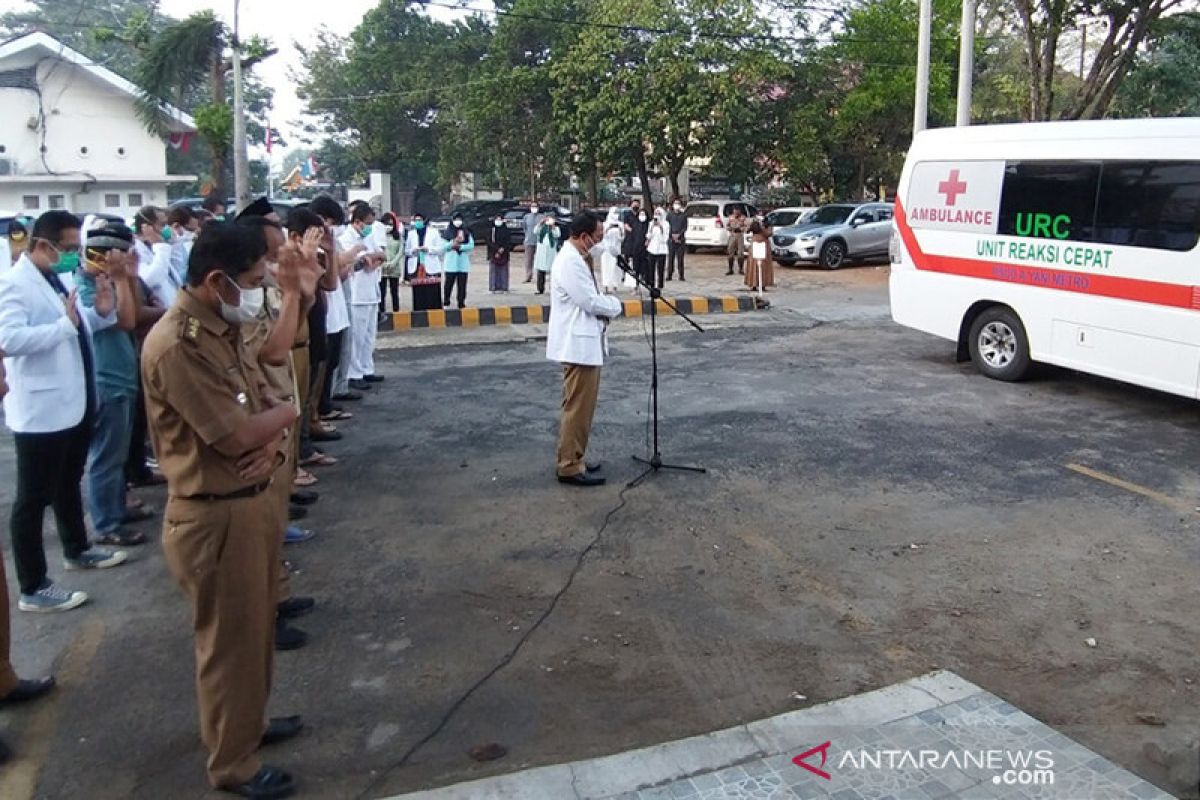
(320, 330), (345, 413)
(651, 254), (666, 288)
(444, 273), (468, 307)
(124, 383), (152, 482)
(380, 276), (400, 313)
(668, 240), (686, 279)
(634, 253), (652, 287)
(536, 270), (548, 294)
(12, 418), (93, 594)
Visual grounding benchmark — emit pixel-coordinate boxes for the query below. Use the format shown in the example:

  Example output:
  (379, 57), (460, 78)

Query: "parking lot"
(4, 261), (1199, 799)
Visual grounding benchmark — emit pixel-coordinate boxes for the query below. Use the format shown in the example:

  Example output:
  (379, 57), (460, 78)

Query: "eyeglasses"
(38, 238), (81, 255)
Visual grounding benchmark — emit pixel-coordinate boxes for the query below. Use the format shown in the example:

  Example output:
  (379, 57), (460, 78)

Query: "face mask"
(673, 204), (682, 211)
(10, 232), (26, 244)
(530, 207), (538, 214)
(360, 224), (374, 238)
(453, 220), (463, 228)
(54, 251), (80, 274)
(414, 221), (425, 230)
(639, 214), (648, 223)
(219, 275), (264, 324)
(494, 220), (503, 227)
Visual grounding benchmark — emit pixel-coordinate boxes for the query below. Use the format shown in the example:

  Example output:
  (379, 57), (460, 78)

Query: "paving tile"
(669, 778), (700, 798)
(691, 773), (723, 791)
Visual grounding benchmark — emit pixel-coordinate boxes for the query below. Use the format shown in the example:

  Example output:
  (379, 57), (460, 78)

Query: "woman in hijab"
(533, 215), (560, 295)
(487, 212), (512, 293)
(441, 212), (474, 309)
(405, 212), (443, 311)
(600, 207), (624, 294)
(379, 211), (404, 313)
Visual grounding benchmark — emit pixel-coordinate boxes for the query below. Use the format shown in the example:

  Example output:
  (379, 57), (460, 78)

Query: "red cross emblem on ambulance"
(938, 170), (968, 206)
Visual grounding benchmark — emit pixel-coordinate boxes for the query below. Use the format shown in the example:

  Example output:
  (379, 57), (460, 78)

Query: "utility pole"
(231, 0), (250, 211)
(956, 0), (976, 126)
(913, 0), (933, 135)
(1079, 24), (1087, 79)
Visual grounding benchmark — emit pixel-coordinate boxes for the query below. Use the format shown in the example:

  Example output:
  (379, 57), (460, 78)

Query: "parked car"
(499, 205), (574, 250)
(683, 200), (759, 252)
(771, 202), (894, 269)
(763, 206), (816, 230)
(430, 199), (519, 241)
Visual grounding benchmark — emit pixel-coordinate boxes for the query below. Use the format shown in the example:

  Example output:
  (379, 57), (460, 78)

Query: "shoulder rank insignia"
(184, 317), (201, 340)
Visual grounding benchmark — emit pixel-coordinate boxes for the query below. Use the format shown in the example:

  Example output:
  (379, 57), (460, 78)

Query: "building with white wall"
(0, 32), (196, 220)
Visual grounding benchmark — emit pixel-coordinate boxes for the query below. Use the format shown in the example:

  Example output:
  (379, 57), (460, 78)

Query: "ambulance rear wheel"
(968, 307), (1031, 382)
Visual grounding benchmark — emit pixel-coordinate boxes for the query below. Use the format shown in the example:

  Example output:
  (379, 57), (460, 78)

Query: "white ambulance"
(889, 118), (1200, 399)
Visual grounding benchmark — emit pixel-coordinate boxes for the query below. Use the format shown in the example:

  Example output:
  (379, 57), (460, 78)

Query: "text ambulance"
(890, 118), (1200, 398)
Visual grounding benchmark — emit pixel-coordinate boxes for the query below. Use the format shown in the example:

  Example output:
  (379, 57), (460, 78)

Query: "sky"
(1, 0), (467, 166)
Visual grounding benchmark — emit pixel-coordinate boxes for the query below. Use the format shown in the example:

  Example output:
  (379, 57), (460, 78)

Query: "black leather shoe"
(277, 596), (315, 620)
(331, 391), (363, 402)
(288, 504), (307, 522)
(0, 676), (55, 705)
(363, 374), (385, 383)
(275, 619), (308, 651)
(260, 715), (304, 747)
(586, 461), (603, 473)
(347, 379), (372, 391)
(289, 490), (318, 506)
(558, 473), (606, 487)
(224, 765), (295, 799)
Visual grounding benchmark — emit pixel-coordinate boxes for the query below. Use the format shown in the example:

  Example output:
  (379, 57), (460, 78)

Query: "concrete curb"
(380, 295), (767, 332)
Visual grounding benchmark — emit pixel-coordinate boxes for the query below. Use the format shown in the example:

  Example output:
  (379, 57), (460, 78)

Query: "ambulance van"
(889, 118), (1200, 399)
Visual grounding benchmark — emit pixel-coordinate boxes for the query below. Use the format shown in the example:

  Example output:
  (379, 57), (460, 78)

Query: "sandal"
(321, 409), (353, 421)
(95, 529), (148, 546)
(301, 452), (338, 467)
(293, 470), (319, 488)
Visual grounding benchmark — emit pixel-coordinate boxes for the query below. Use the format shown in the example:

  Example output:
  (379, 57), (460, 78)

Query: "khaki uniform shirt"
(141, 288), (277, 498)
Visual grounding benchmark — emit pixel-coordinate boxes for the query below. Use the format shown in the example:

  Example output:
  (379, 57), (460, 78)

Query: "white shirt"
(339, 226), (382, 305)
(136, 238), (179, 308)
(322, 241), (350, 334)
(546, 241), (623, 367)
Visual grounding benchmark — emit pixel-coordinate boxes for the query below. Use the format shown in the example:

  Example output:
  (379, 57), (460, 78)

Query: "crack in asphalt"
(355, 484), (639, 800)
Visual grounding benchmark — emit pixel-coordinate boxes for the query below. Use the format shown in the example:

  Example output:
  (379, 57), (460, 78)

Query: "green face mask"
(413, 221), (425, 230)
(53, 251), (80, 274)
(360, 223), (374, 238)
(161, 225), (174, 242)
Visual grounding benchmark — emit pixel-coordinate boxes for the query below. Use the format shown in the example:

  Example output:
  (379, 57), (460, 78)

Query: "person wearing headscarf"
(599, 207), (623, 294)
(441, 213), (474, 309)
(487, 212), (512, 293)
(646, 206), (670, 289)
(533, 215), (560, 295)
(378, 212), (403, 313)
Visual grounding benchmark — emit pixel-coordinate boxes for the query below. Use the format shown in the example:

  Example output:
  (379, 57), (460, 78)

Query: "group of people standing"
(594, 197), (689, 294)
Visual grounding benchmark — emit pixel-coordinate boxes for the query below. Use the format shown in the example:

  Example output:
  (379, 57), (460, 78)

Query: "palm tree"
(131, 11), (274, 196)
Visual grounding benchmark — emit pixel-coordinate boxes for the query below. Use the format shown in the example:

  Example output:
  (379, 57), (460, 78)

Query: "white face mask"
(453, 220), (463, 228)
(494, 219), (503, 227)
(673, 204), (682, 211)
(220, 275), (264, 324)
(638, 213), (648, 223)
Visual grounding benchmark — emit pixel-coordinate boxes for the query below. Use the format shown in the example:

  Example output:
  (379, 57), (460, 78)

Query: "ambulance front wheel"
(968, 306), (1031, 382)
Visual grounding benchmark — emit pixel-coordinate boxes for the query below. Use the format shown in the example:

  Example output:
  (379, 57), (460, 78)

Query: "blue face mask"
(360, 224), (374, 238)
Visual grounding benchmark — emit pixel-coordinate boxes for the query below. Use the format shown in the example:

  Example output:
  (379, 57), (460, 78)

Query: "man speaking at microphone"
(547, 211), (624, 487)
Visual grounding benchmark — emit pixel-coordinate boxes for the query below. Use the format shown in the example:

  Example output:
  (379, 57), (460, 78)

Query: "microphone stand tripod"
(617, 255), (707, 488)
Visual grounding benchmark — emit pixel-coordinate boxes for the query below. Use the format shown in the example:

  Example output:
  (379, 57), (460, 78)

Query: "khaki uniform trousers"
(163, 490), (283, 789)
(556, 364), (602, 477)
(0, 553), (19, 697)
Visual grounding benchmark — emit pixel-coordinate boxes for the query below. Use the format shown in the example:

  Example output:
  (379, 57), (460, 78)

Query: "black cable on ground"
(356, 484), (637, 799)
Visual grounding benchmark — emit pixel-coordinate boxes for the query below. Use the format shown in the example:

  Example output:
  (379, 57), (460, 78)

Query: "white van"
(684, 200), (759, 251)
(890, 118), (1200, 399)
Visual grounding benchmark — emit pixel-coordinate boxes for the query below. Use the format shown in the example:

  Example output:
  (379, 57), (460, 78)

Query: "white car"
(763, 206), (817, 229)
(684, 200), (759, 252)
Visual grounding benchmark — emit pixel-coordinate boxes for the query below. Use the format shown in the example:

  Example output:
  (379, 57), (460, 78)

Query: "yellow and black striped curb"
(380, 295), (767, 331)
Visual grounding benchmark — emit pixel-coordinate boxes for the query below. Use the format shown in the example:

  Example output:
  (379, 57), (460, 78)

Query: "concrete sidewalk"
(384, 671), (1170, 800)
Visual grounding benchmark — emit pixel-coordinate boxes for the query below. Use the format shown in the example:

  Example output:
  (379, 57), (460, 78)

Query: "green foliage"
(1113, 11), (1200, 117)
(0, 0), (161, 80)
(192, 103), (233, 153)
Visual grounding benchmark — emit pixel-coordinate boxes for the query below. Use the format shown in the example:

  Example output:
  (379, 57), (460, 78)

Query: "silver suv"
(771, 202), (894, 269)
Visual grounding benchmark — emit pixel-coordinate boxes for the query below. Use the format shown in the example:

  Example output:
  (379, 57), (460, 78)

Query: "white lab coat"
(405, 228), (443, 277)
(0, 255), (113, 433)
(546, 242), (623, 367)
(136, 239), (179, 308)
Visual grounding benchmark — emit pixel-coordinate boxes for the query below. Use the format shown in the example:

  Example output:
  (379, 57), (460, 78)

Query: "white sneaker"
(63, 547), (128, 571)
(18, 581), (88, 613)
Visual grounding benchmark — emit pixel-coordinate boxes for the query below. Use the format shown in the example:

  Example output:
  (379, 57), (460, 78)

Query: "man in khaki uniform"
(141, 222), (301, 800)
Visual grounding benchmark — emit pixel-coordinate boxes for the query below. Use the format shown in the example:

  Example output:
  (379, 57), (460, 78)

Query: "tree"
(1112, 11), (1200, 117)
(0, 0), (161, 78)
(1008, 0), (1186, 120)
(125, 11), (278, 195)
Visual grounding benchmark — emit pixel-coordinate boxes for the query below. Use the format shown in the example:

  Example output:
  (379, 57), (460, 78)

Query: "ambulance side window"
(998, 161), (1100, 243)
(1093, 161), (1200, 252)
